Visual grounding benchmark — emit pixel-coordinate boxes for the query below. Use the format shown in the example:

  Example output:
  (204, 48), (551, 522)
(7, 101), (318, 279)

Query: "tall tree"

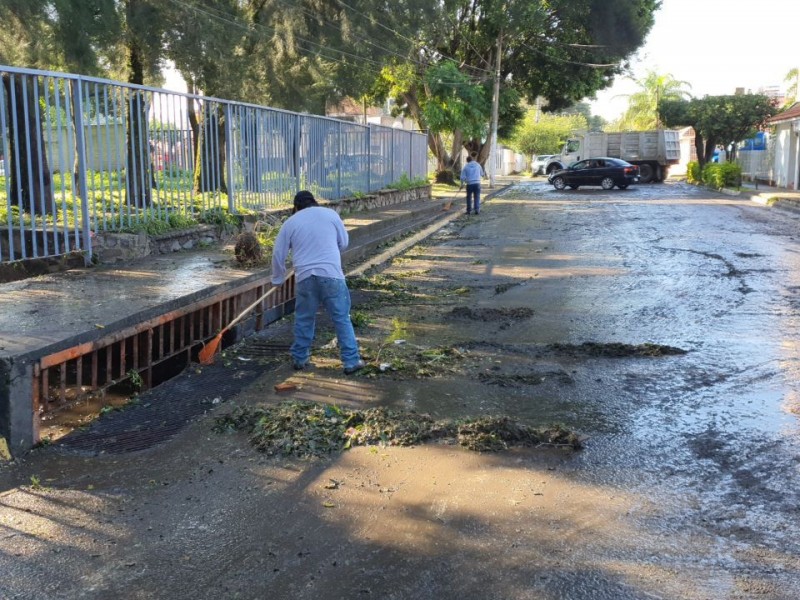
(372, 0), (660, 180)
(785, 68), (799, 106)
(614, 71), (690, 130)
(660, 94), (776, 167)
(509, 111), (588, 157)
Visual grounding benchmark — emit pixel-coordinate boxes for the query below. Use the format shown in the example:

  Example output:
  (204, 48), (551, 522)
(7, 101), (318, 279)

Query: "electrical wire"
(518, 41), (619, 68)
(164, 0), (490, 86)
(333, 0), (493, 75)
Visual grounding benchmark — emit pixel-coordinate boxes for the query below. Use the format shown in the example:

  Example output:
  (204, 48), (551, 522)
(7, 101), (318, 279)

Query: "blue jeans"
(466, 183), (481, 214)
(292, 276), (361, 369)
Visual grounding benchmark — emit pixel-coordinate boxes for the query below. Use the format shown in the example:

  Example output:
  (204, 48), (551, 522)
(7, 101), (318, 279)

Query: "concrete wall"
(91, 185), (432, 265)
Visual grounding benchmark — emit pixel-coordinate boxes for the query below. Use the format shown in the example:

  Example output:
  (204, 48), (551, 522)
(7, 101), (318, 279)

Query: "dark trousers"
(466, 183), (481, 214)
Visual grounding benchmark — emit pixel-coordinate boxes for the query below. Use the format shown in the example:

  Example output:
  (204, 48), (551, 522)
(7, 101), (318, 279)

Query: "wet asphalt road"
(2, 178), (799, 599)
(483, 180), (800, 593)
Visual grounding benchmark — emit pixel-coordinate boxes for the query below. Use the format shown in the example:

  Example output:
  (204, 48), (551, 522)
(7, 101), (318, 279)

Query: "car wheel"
(552, 176), (566, 190)
(601, 177), (615, 190)
(617, 184), (629, 190)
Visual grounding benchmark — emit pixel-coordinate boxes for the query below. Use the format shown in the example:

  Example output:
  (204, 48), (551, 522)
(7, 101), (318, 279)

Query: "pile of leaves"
(233, 232), (263, 265)
(214, 401), (582, 458)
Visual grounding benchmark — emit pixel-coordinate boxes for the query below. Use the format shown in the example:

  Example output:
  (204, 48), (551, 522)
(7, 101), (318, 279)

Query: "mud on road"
(2, 180), (800, 599)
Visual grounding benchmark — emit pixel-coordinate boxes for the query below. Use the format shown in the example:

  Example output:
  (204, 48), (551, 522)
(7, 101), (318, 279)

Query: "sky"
(589, 0), (797, 121)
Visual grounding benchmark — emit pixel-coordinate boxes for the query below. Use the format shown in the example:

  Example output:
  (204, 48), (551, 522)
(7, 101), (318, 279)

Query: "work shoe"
(293, 361), (309, 371)
(343, 359), (366, 375)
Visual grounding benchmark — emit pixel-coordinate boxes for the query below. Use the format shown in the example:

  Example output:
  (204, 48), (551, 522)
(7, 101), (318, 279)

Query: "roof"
(767, 102), (800, 124)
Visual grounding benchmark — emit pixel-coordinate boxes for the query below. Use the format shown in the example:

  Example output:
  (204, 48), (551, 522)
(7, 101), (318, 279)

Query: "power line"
(333, 0), (493, 75)
(273, 0), (416, 67)
(164, 0), (489, 87)
(164, 0), (389, 71)
(518, 41), (619, 68)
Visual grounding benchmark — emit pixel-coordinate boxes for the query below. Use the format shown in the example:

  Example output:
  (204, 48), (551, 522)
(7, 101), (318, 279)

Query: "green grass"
(0, 168), (426, 237)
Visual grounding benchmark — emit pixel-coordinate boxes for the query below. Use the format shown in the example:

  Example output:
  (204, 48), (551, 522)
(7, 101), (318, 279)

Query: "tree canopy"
(785, 68), (799, 106)
(660, 94), (777, 166)
(509, 110), (588, 157)
(609, 71), (690, 131)
(372, 0), (660, 176)
(0, 0), (660, 176)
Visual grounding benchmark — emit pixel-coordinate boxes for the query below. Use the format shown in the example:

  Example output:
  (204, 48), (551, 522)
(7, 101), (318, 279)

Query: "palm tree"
(616, 71), (692, 130)
(785, 68), (799, 105)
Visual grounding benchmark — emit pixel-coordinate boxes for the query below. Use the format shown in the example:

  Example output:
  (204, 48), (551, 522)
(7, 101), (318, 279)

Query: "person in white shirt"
(271, 191), (365, 374)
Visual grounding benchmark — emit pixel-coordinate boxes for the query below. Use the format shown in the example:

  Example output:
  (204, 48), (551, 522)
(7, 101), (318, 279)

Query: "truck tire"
(638, 163), (654, 183)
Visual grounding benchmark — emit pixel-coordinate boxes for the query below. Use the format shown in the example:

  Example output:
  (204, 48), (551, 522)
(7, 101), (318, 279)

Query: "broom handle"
(221, 269), (295, 334)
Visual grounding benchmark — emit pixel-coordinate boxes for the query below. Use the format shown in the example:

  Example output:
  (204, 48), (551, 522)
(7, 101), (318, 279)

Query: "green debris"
(0, 436), (11, 461)
(214, 401), (583, 458)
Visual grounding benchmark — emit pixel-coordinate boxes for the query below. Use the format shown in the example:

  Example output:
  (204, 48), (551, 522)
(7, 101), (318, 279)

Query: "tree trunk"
(2, 74), (55, 216)
(703, 137), (717, 166)
(186, 89), (200, 172)
(192, 103), (227, 194)
(401, 89), (457, 182)
(70, 81), (84, 200)
(125, 35), (152, 208)
(695, 132), (706, 168)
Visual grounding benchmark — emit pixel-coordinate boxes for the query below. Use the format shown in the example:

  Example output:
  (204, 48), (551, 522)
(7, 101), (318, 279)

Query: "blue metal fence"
(0, 65), (429, 265)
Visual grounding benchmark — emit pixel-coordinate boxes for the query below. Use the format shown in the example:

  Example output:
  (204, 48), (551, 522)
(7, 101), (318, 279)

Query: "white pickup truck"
(545, 130), (681, 183)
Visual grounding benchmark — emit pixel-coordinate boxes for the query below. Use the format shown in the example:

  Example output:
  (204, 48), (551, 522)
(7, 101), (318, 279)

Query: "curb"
(348, 182), (513, 277)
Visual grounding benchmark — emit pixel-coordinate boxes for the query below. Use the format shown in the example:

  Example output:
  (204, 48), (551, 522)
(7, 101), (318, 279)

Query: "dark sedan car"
(548, 157), (639, 190)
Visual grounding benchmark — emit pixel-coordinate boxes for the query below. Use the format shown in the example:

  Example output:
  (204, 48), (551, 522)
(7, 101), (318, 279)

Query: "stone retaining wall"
(92, 186), (432, 264)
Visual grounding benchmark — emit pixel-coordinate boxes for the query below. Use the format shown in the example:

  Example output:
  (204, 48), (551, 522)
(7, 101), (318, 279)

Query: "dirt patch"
(548, 342), (688, 357)
(494, 281), (523, 295)
(478, 370), (574, 387)
(214, 400), (583, 457)
(447, 306), (534, 321)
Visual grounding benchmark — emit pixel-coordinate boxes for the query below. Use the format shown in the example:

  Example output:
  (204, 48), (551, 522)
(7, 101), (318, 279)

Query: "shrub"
(387, 173), (428, 191)
(702, 162), (741, 189)
(687, 161), (702, 184)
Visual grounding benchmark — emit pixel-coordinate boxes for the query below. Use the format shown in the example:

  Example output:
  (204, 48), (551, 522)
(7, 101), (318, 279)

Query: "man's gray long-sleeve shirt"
(461, 161), (484, 184)
(271, 206), (349, 285)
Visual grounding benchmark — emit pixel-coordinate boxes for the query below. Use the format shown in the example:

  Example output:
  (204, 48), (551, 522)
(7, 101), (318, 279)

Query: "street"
(1, 179), (799, 599)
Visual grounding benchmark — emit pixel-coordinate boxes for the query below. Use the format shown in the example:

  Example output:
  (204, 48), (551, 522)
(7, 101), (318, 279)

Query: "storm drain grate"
(231, 340), (292, 360)
(56, 361), (266, 455)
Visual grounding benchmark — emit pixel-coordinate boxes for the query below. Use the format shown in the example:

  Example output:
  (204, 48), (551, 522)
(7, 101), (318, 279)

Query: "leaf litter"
(214, 401), (582, 458)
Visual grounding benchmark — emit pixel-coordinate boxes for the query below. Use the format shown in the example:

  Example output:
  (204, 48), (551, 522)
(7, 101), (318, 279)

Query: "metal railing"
(0, 65), (429, 265)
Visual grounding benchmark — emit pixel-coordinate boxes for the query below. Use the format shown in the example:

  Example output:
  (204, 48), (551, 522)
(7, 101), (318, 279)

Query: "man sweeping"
(271, 191), (366, 374)
(460, 153), (485, 215)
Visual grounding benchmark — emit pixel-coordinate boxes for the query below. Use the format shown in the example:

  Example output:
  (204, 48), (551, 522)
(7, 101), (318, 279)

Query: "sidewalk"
(0, 192), (462, 454)
(727, 181), (800, 211)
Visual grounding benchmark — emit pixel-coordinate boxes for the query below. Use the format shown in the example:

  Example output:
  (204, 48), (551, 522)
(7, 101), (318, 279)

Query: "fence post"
(70, 78), (92, 265)
(294, 114), (301, 195)
(336, 121), (342, 200)
(366, 125), (371, 193)
(409, 131), (413, 180)
(390, 128), (395, 184)
(224, 104), (235, 212)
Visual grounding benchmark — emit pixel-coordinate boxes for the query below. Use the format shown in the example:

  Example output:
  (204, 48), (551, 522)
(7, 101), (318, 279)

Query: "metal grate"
(34, 275), (295, 444)
(56, 361), (264, 454)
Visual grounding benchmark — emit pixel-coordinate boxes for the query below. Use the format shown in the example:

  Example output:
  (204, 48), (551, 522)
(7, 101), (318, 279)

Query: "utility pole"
(488, 30), (502, 188)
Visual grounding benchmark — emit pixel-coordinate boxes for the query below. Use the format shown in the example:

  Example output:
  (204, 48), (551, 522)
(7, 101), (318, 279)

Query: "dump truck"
(545, 130), (681, 183)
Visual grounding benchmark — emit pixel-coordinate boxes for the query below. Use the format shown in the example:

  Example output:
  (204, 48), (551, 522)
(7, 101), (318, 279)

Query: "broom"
(442, 185), (464, 211)
(198, 270), (294, 365)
